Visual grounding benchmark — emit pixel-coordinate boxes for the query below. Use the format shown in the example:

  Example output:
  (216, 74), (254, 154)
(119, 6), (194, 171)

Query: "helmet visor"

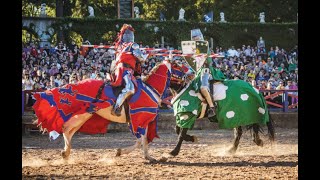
(122, 29), (134, 43)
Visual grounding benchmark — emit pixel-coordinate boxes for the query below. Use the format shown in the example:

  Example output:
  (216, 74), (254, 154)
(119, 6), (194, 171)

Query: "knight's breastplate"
(116, 42), (139, 69)
(117, 53), (136, 69)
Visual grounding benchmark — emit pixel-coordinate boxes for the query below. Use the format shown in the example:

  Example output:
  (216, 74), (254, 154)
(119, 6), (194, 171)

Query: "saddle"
(91, 81), (131, 122)
(111, 85), (131, 122)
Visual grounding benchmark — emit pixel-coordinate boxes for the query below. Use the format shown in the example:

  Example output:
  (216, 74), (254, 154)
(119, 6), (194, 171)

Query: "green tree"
(212, 0), (298, 22)
(23, 0), (298, 22)
(22, 0), (56, 17)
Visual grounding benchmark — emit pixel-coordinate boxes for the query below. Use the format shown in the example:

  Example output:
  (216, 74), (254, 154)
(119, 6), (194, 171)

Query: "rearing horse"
(33, 60), (172, 162)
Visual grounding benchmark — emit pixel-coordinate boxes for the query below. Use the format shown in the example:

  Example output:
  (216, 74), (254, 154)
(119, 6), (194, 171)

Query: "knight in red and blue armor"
(110, 24), (146, 116)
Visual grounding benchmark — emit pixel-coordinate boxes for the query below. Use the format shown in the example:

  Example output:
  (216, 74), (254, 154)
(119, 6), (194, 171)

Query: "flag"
(203, 11), (213, 23)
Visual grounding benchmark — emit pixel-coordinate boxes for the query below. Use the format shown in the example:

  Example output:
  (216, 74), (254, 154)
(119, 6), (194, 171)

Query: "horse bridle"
(170, 62), (187, 92)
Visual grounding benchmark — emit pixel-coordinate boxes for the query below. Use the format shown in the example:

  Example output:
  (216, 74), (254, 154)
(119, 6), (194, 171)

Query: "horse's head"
(170, 62), (191, 93)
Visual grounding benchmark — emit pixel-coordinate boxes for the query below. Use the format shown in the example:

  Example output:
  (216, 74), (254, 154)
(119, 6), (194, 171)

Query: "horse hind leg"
(141, 127), (156, 162)
(61, 113), (92, 160)
(252, 124), (264, 147)
(228, 126), (243, 154)
(175, 125), (180, 135)
(116, 138), (141, 157)
(160, 128), (191, 162)
(61, 133), (71, 160)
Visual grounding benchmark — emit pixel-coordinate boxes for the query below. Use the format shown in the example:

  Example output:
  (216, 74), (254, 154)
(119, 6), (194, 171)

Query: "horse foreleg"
(141, 127), (156, 162)
(228, 126), (243, 154)
(160, 127), (189, 162)
(170, 128), (189, 156)
(61, 113), (93, 160)
(175, 125), (197, 142)
(115, 138), (141, 157)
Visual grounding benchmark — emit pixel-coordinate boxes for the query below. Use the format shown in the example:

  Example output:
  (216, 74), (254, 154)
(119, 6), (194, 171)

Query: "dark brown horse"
(160, 68), (275, 161)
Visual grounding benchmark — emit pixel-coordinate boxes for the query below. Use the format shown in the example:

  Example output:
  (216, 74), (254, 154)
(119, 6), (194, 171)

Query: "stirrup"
(112, 104), (122, 117)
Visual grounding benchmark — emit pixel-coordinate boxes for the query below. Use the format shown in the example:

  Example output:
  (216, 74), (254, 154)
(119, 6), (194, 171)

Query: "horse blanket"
(172, 68), (269, 129)
(33, 78), (159, 142)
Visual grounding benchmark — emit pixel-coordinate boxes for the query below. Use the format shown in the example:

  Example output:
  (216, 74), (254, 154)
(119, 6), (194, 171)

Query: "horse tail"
(266, 111), (275, 142)
(246, 111), (275, 142)
(246, 124), (264, 137)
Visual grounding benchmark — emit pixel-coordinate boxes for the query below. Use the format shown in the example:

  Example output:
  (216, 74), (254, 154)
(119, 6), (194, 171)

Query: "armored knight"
(110, 24), (147, 116)
(197, 56), (216, 117)
(187, 29), (219, 117)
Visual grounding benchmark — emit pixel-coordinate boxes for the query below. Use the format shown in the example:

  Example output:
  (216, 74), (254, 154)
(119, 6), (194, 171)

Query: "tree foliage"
(46, 18), (297, 50)
(22, 0), (298, 23)
(22, 0), (56, 17)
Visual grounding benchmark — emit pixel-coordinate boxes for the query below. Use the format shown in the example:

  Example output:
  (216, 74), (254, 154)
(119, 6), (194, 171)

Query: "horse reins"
(92, 81), (108, 103)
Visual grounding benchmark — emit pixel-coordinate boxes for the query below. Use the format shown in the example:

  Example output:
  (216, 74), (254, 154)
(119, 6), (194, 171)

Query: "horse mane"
(142, 62), (163, 82)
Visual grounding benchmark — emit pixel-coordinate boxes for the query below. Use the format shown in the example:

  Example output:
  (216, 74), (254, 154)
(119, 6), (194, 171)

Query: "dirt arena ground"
(22, 127), (298, 179)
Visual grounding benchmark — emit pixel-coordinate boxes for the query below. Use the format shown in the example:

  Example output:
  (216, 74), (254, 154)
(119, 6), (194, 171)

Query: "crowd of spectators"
(22, 41), (298, 106)
(212, 45), (298, 91)
(211, 45), (298, 106)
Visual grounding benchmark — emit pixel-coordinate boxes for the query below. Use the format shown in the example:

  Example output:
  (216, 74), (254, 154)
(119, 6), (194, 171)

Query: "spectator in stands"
(276, 81), (285, 90)
(290, 80), (298, 105)
(247, 69), (255, 80)
(22, 74), (34, 91)
(54, 73), (63, 87)
(251, 79), (257, 88)
(22, 73), (34, 106)
(49, 44), (56, 56)
(49, 63), (59, 76)
(49, 75), (58, 87)
(294, 68), (298, 82)
(44, 81), (52, 90)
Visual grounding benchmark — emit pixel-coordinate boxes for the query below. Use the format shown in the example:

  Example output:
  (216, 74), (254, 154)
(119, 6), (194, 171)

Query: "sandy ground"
(22, 128), (298, 179)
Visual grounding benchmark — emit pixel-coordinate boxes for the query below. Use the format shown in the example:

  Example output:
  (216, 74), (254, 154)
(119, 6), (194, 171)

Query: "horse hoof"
(146, 157), (157, 163)
(169, 150), (179, 157)
(228, 147), (237, 154)
(193, 136), (199, 143)
(159, 156), (168, 162)
(115, 148), (121, 157)
(61, 150), (69, 160)
(254, 139), (264, 147)
(257, 140), (264, 147)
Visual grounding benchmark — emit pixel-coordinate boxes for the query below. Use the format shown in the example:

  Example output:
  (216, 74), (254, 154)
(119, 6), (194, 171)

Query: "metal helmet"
(122, 29), (134, 43)
(114, 24), (135, 49)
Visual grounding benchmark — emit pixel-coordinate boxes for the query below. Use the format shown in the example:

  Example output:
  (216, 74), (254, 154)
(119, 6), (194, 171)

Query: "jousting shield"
(181, 40), (209, 71)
